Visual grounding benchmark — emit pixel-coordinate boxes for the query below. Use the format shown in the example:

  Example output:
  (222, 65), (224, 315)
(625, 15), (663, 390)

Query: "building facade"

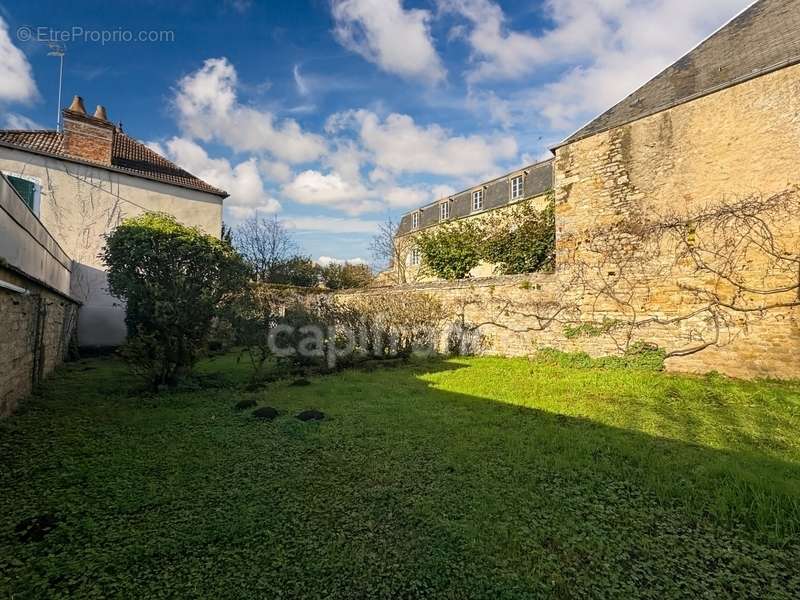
(376, 0), (800, 379)
(0, 174), (79, 416)
(0, 96), (227, 347)
(394, 159), (554, 281)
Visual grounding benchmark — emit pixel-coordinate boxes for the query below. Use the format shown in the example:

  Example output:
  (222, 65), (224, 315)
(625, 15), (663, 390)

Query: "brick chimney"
(62, 96), (115, 164)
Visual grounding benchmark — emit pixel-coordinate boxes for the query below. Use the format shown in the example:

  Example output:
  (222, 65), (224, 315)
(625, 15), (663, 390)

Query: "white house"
(0, 96), (227, 347)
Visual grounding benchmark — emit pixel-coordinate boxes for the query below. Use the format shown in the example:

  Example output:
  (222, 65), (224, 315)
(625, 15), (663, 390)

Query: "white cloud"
(3, 113), (43, 130)
(260, 159), (293, 183)
(284, 216), (382, 234)
(0, 17), (38, 103)
(331, 0), (446, 84)
(150, 137), (280, 219)
(441, 0), (614, 82)
(340, 109), (518, 177)
(293, 64), (310, 96)
(175, 58), (326, 163)
(282, 169), (379, 215)
(445, 0), (753, 129)
(316, 255), (368, 267)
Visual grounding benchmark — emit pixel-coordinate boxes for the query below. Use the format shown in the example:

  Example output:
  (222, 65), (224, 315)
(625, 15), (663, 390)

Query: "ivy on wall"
(414, 193), (555, 280)
(414, 220), (482, 280)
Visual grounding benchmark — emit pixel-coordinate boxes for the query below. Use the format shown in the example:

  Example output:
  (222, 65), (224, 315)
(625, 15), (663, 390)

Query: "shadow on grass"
(1, 355), (799, 597)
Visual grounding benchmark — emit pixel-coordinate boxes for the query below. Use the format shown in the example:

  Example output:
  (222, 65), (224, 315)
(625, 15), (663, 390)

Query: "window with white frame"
(472, 189), (483, 211)
(511, 174), (524, 200)
(411, 211), (419, 229)
(440, 201), (450, 220)
(409, 247), (421, 266)
(3, 172), (41, 215)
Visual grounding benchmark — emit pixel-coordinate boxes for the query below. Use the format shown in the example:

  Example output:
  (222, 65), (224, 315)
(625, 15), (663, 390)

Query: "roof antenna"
(47, 44), (66, 132)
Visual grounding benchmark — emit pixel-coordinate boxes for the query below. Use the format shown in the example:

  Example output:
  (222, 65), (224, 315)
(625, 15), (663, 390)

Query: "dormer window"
(472, 189), (483, 212)
(440, 201), (450, 220)
(412, 212), (419, 229)
(511, 174), (524, 200)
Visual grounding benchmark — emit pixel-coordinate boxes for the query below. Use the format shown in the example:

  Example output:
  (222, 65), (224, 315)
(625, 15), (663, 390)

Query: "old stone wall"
(551, 61), (800, 379)
(337, 273), (571, 357)
(0, 267), (79, 417)
(366, 64), (800, 380)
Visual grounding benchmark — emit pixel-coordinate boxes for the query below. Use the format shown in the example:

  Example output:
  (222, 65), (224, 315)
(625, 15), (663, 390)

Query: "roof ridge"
(0, 128), (228, 197)
(555, 0), (800, 148)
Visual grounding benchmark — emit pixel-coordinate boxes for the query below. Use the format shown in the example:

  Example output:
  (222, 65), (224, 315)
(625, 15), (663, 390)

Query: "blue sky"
(0, 0), (752, 265)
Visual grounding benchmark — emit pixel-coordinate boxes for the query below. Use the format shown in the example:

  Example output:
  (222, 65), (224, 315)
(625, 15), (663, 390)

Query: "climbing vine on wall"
(481, 194), (555, 275)
(414, 220), (483, 280)
(415, 193), (555, 280)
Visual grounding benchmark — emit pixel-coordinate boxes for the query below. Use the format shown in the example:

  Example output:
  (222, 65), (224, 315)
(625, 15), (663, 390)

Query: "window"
(472, 189), (483, 211)
(511, 174), (524, 200)
(411, 212), (419, 229)
(440, 201), (450, 220)
(409, 247), (421, 266)
(4, 173), (41, 215)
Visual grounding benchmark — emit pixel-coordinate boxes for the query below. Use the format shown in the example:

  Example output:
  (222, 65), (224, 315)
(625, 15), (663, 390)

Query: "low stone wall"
(0, 267), (79, 416)
(337, 271), (800, 380)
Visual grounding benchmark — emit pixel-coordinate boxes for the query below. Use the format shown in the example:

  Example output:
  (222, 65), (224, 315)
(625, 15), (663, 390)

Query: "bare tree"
(234, 214), (298, 282)
(370, 217), (408, 284)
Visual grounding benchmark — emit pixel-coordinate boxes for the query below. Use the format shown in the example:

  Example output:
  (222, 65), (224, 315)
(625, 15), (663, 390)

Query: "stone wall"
(359, 63), (800, 380)
(551, 61), (800, 379)
(337, 274), (568, 357)
(1, 174), (79, 417)
(0, 267), (78, 417)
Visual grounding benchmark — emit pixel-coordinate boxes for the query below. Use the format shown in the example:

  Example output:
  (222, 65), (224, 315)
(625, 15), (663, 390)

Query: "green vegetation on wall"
(414, 193), (555, 280)
(414, 220), (483, 280)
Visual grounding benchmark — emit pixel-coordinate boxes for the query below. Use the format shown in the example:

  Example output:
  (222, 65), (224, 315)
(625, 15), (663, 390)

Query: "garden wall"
(361, 61), (800, 381)
(337, 263), (799, 380)
(0, 175), (79, 416)
(550, 61), (800, 380)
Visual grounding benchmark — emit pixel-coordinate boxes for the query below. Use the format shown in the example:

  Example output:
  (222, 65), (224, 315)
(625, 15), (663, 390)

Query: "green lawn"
(1, 354), (799, 598)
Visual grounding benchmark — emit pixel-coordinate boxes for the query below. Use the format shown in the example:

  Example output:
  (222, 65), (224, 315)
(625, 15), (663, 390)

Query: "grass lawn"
(1, 354), (799, 598)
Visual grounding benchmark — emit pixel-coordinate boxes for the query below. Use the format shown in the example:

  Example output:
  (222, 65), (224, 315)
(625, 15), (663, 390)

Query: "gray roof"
(396, 159), (553, 237)
(556, 0), (800, 148)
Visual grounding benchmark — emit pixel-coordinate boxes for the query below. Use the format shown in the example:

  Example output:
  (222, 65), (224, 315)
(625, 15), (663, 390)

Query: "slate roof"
(556, 0), (800, 148)
(0, 129), (228, 197)
(396, 159), (554, 237)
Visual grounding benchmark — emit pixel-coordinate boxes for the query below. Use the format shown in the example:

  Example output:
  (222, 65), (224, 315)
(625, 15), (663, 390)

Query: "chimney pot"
(67, 95), (87, 115)
(62, 96), (115, 164)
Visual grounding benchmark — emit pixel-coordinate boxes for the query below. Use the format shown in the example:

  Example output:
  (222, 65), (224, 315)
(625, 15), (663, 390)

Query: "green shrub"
(102, 212), (249, 387)
(413, 195), (555, 280)
(269, 256), (320, 287)
(319, 262), (374, 289)
(415, 220), (482, 280)
(480, 196), (555, 275)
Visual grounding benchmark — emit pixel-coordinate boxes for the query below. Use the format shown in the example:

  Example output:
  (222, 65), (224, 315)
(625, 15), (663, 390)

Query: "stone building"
(381, 0), (800, 379)
(394, 159), (553, 281)
(0, 96), (227, 347)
